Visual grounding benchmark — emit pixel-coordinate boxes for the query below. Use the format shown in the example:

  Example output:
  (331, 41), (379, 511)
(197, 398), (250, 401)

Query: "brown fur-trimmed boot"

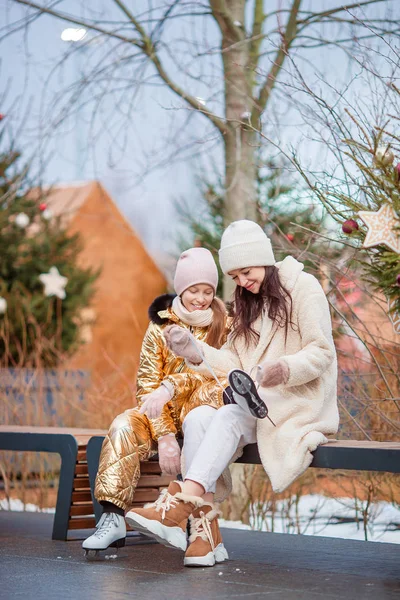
(184, 504), (229, 567)
(125, 481), (203, 551)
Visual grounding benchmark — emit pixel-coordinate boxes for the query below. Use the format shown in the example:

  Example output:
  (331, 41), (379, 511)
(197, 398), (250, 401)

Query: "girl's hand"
(163, 325), (203, 364)
(138, 385), (172, 419)
(157, 434), (181, 475)
(256, 359), (289, 388)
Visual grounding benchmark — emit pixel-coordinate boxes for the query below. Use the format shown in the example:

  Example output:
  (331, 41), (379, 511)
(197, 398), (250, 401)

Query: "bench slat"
(140, 461), (162, 474)
(0, 426), (107, 435)
(68, 517), (96, 530)
(136, 475), (173, 488)
(75, 464), (88, 475)
(72, 491), (92, 503)
(73, 477), (90, 490)
(70, 505), (94, 517)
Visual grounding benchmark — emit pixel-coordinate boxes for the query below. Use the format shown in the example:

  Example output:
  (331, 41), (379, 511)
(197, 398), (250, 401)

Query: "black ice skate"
(228, 369), (276, 425)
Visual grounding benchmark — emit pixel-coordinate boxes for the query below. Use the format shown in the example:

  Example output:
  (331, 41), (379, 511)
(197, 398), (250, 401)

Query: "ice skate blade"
(228, 369), (275, 424)
(83, 537), (125, 559)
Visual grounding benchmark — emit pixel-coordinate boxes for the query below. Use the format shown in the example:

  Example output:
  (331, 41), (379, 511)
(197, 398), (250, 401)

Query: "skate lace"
(94, 513), (119, 539)
(191, 512), (215, 550)
(153, 488), (178, 520)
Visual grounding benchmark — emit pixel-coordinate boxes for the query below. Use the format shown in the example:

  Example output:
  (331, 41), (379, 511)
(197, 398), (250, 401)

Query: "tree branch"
(13, 0), (141, 44)
(209, 0), (243, 42)
(248, 0), (265, 91)
(297, 0), (387, 26)
(111, 0), (227, 135)
(249, 0), (265, 66)
(13, 0), (228, 136)
(112, 0), (148, 39)
(253, 0), (302, 120)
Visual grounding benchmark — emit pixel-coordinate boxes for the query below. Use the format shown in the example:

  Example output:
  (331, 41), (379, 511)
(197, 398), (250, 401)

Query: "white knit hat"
(174, 247), (218, 296)
(219, 220), (275, 274)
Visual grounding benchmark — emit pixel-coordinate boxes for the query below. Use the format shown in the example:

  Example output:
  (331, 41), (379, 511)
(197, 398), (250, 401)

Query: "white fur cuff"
(175, 492), (205, 508)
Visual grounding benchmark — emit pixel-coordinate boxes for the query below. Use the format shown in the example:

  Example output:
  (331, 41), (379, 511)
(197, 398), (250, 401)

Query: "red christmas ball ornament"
(396, 274), (400, 286)
(342, 219), (359, 234)
(286, 233), (295, 242)
(39, 203), (47, 211)
(0, 114), (5, 121)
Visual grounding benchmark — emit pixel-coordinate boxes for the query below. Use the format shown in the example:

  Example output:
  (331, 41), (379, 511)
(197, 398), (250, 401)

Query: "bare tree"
(4, 0), (398, 234)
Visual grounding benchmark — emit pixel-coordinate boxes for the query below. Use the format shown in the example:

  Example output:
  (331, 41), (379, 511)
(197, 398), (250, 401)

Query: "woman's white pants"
(182, 404), (257, 494)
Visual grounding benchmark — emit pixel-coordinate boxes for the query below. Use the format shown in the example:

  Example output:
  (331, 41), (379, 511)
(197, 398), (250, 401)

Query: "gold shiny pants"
(94, 380), (226, 512)
(94, 409), (158, 512)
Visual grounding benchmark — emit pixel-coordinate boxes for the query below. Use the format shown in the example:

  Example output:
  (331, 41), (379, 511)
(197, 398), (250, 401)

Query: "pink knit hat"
(173, 248), (218, 296)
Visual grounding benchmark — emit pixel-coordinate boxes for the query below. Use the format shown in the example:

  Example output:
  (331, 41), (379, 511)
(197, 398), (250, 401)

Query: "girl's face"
(181, 284), (214, 312)
(228, 266), (266, 294)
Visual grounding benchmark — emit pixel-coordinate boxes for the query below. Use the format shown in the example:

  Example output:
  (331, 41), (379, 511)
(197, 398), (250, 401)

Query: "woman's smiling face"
(181, 284), (214, 312)
(228, 266), (266, 294)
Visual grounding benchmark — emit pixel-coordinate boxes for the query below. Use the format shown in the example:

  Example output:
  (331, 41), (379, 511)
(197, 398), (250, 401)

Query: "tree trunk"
(218, 0), (257, 225)
(217, 0), (257, 298)
(224, 128), (257, 225)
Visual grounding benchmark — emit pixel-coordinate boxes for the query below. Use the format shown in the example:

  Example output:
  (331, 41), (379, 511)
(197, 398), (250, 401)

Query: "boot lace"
(153, 488), (178, 520)
(190, 512), (215, 550)
(93, 512), (120, 539)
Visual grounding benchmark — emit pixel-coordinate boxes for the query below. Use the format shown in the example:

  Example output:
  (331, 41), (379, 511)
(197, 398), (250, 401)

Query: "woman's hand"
(256, 359), (289, 388)
(163, 325), (203, 364)
(138, 385), (172, 419)
(157, 434), (181, 475)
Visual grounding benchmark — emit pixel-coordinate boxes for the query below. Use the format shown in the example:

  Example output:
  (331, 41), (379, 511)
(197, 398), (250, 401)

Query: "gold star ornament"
(358, 204), (400, 253)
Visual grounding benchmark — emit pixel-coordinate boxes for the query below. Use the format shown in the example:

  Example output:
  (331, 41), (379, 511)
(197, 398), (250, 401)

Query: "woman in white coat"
(126, 219), (339, 567)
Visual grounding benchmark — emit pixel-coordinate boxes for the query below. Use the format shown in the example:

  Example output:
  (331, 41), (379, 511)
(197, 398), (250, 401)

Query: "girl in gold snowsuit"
(83, 248), (228, 553)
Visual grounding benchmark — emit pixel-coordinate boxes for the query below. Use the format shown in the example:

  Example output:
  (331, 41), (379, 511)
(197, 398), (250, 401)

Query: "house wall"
(65, 183), (167, 402)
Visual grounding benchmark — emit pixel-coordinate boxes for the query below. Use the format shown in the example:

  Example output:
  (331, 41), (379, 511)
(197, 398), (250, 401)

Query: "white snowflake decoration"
(14, 212), (30, 228)
(42, 208), (53, 221)
(0, 297), (7, 314)
(39, 267), (68, 299)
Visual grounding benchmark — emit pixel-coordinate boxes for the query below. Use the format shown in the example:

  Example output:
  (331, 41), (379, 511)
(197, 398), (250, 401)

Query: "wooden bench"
(237, 439), (400, 472)
(2, 427), (399, 540)
(0, 426), (172, 540)
(86, 436), (400, 522)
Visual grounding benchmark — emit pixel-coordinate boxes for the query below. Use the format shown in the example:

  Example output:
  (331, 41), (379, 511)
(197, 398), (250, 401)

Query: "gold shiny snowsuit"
(95, 301), (228, 511)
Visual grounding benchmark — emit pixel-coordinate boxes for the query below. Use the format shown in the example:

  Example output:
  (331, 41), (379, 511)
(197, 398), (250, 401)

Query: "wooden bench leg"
(86, 436), (105, 523)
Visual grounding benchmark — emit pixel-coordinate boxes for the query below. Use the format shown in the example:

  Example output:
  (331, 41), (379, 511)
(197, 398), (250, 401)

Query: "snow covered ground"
(2, 494), (399, 544)
(0, 498), (55, 513)
(220, 495), (400, 544)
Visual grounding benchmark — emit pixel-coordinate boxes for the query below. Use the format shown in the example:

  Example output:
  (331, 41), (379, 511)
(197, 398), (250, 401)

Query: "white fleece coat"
(190, 256), (339, 494)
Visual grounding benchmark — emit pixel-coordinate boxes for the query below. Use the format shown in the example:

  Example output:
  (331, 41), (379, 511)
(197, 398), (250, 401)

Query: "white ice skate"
(82, 512), (126, 558)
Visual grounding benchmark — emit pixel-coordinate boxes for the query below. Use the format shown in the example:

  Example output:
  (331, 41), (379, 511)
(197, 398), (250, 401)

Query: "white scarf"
(172, 296), (213, 328)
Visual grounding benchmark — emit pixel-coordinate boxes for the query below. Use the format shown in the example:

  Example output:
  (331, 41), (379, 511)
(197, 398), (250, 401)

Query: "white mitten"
(158, 434), (181, 475)
(138, 385), (172, 419)
(163, 325), (203, 364)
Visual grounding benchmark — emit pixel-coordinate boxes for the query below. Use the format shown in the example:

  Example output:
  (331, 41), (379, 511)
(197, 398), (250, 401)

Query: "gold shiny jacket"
(136, 293), (229, 440)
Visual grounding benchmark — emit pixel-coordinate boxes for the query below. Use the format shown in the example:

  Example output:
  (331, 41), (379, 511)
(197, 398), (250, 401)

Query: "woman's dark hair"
(205, 297), (227, 349)
(230, 266), (294, 347)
